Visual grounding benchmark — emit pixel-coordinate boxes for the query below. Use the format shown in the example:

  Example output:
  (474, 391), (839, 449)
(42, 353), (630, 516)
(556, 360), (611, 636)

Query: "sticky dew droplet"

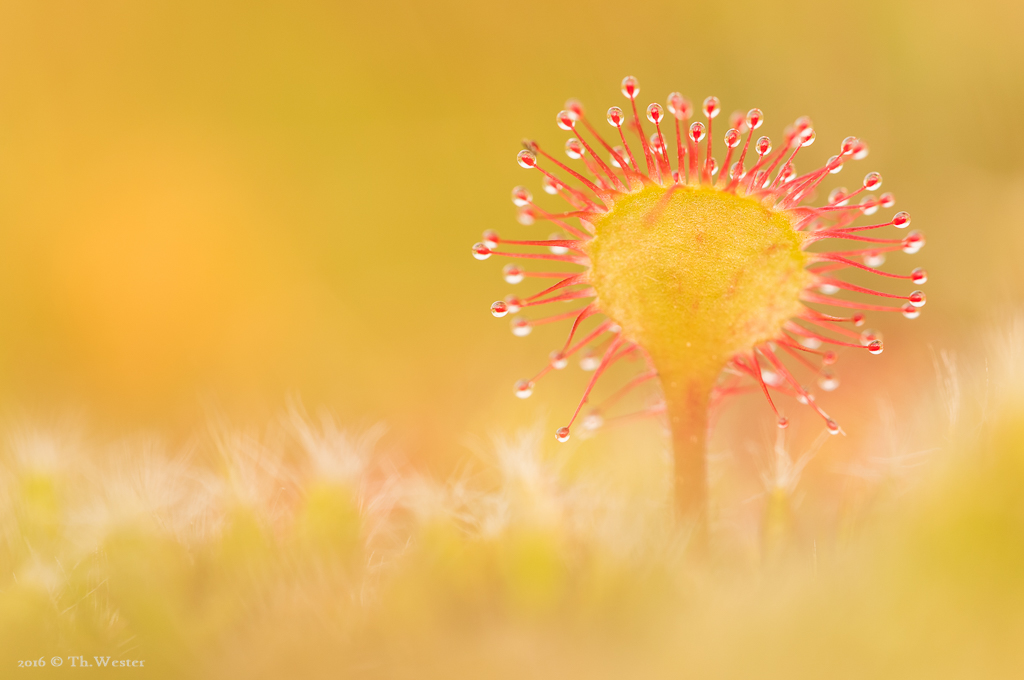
(646, 102), (664, 124)
(818, 372), (840, 391)
(548, 232), (569, 255)
(620, 76), (639, 100)
(800, 336), (823, 350)
(511, 186), (532, 206)
(472, 243), (492, 260)
(902, 231), (925, 254)
(828, 187), (849, 206)
(703, 96), (721, 119)
(667, 93), (692, 120)
(818, 283), (840, 295)
(565, 138), (585, 159)
(517, 150), (537, 168)
(514, 380), (534, 399)
(746, 108), (764, 130)
(860, 329), (882, 346)
(863, 251), (886, 268)
(555, 426), (571, 443)
(511, 317), (532, 337)
(503, 264), (524, 284)
(490, 301), (509, 317)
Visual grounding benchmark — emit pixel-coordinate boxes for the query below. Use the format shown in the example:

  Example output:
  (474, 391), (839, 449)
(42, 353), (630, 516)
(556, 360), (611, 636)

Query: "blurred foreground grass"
(1, 320), (1023, 679)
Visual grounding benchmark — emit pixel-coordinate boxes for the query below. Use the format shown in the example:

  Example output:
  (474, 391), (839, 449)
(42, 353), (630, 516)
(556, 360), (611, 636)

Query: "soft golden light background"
(0, 0), (1021, 461)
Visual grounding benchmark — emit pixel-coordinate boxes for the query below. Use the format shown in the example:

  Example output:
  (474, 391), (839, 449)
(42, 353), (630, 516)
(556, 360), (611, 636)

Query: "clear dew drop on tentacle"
(646, 102), (664, 124)
(863, 251), (886, 268)
(514, 379), (534, 399)
(583, 413), (604, 431)
(472, 243), (492, 260)
(818, 372), (840, 391)
(703, 96), (721, 119)
(503, 264), (524, 284)
(860, 329), (883, 346)
(565, 138), (585, 160)
(511, 185), (532, 206)
(548, 232), (569, 255)
(800, 336), (822, 350)
(511, 317), (532, 337)
(620, 76), (639, 100)
(580, 352), (600, 371)
(746, 108), (764, 130)
(903, 231), (925, 254)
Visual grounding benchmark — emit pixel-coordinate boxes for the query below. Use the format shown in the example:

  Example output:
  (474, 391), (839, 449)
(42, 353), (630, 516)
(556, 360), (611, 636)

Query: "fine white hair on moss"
(6, 317), (1024, 676)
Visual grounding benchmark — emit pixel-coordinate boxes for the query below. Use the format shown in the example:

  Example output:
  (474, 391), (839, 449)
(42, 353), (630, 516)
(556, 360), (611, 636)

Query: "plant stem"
(661, 374), (714, 551)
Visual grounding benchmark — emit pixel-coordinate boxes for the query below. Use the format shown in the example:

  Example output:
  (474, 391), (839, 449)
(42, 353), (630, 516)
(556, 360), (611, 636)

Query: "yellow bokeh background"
(3, 2), (1024, 677)
(0, 0), (1021, 459)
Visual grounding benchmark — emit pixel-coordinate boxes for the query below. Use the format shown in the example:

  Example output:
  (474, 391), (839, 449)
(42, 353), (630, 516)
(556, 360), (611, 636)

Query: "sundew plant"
(473, 76), (927, 532)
